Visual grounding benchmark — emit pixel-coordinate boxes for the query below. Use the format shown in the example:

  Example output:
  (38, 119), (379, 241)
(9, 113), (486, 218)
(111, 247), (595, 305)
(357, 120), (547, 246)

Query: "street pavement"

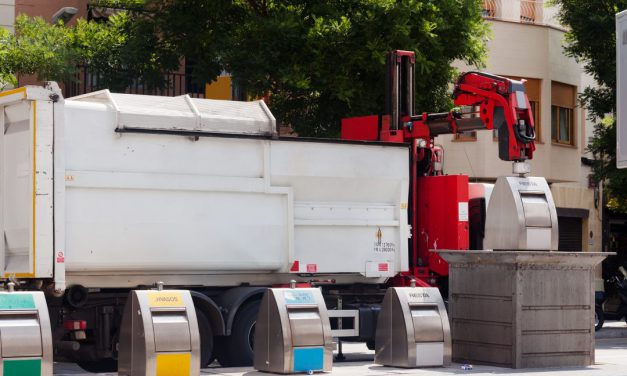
(54, 322), (627, 376)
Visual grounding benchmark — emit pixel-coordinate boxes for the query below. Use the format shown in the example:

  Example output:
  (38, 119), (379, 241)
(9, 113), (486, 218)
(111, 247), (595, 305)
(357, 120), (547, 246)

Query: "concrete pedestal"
(437, 250), (609, 369)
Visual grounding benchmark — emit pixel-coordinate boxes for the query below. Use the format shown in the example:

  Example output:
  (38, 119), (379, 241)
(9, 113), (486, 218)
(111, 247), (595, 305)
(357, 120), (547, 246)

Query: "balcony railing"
(482, 0), (497, 19)
(520, 0), (539, 23)
(481, 0), (562, 29)
(64, 68), (206, 99)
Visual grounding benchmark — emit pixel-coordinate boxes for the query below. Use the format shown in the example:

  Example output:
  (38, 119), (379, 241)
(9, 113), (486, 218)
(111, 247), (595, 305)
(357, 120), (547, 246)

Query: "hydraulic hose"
(514, 121), (536, 144)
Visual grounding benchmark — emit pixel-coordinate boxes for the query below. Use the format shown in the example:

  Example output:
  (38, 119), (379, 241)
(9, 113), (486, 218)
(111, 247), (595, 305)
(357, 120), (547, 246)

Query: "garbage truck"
(0, 51), (537, 371)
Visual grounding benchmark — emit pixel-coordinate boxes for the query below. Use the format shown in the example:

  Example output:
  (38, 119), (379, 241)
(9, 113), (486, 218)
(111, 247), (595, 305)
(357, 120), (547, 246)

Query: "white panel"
(415, 342), (444, 367)
(526, 227), (552, 250)
(617, 10), (627, 168)
(2, 102), (32, 274)
(33, 101), (54, 278)
(67, 92), (276, 135)
(64, 101), (265, 178)
(65, 188), (287, 272)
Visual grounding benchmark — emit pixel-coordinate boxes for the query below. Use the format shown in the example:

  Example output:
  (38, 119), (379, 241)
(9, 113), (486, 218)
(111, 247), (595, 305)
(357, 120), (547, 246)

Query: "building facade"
(0, 0), (14, 31)
(444, 1), (602, 273)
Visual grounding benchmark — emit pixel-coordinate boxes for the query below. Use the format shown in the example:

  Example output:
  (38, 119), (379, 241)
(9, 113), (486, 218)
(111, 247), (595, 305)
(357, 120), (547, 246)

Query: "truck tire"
(76, 359), (117, 373)
(197, 308), (215, 367)
(217, 300), (259, 367)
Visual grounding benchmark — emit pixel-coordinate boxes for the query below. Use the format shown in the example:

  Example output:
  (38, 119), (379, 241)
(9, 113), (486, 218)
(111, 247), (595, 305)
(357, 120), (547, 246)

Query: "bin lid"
(68, 90), (276, 136)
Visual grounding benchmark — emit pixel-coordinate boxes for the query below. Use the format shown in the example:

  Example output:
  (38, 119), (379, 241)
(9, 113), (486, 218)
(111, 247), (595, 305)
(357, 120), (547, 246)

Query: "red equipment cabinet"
(416, 175), (469, 277)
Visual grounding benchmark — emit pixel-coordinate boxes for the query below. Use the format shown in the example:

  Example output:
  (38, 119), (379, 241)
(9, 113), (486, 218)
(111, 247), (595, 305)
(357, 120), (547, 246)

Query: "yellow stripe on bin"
(156, 353), (191, 376)
(0, 87), (26, 98)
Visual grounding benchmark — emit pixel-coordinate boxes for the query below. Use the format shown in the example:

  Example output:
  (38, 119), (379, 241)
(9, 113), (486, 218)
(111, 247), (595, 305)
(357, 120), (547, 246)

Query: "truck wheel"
(76, 359), (117, 373)
(197, 309), (215, 367)
(218, 300), (259, 367)
(595, 305), (604, 331)
(366, 340), (375, 351)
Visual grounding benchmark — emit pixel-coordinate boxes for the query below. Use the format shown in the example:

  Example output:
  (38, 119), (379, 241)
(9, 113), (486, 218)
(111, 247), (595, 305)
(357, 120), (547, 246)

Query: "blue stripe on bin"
(293, 347), (324, 372)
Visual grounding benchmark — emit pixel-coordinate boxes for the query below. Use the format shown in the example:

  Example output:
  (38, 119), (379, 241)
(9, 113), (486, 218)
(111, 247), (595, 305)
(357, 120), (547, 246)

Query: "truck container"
(0, 84), (409, 370)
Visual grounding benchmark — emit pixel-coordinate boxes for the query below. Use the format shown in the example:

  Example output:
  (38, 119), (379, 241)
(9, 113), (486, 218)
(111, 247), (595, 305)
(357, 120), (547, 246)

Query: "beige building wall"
(0, 0), (15, 32)
(15, 0), (87, 25)
(444, 4), (601, 272)
(444, 21), (584, 182)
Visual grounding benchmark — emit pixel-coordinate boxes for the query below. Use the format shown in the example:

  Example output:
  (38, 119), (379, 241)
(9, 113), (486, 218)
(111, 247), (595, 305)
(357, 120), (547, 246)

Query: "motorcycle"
(595, 266), (627, 331)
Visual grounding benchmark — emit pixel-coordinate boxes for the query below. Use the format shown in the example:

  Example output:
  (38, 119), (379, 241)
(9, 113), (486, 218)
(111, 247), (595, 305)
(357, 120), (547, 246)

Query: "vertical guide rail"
(53, 97), (67, 293)
(0, 106), (4, 275)
(385, 50), (416, 131)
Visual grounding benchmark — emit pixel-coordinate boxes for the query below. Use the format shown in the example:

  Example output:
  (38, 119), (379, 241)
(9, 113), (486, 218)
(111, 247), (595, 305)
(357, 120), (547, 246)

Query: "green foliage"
(1, 1), (489, 138)
(0, 12), (179, 92)
(552, 0), (627, 212)
(123, 0), (489, 136)
(0, 15), (77, 86)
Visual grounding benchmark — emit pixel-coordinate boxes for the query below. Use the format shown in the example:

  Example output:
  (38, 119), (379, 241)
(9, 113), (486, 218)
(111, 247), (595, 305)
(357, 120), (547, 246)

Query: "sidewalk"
(54, 336), (627, 376)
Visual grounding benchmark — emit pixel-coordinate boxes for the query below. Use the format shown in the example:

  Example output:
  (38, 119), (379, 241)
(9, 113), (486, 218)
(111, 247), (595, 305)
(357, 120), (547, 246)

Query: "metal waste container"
(375, 286), (451, 368)
(118, 288), (200, 376)
(254, 288), (333, 374)
(484, 176), (559, 250)
(0, 287), (52, 376)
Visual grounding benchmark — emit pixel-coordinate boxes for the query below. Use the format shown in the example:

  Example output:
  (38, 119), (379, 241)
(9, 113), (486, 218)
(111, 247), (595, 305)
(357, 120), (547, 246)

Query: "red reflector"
(64, 320), (87, 330)
(378, 263), (389, 272)
(290, 261), (299, 272)
(306, 264), (317, 273)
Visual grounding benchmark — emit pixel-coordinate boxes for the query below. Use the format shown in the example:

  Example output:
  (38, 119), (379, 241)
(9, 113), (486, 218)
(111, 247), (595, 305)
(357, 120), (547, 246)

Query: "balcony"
(64, 68), (206, 99)
(520, 0), (539, 23)
(481, 0), (562, 28)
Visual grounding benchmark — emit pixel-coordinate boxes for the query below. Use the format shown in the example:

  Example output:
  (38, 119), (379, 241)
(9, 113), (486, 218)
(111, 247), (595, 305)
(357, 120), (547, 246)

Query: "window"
(551, 82), (576, 146)
(551, 106), (573, 144)
(493, 77), (541, 142)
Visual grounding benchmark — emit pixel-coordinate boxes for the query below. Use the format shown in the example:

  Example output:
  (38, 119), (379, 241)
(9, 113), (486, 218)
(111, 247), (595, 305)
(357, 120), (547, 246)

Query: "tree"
(118, 0), (489, 136)
(551, 0), (627, 212)
(0, 11), (180, 92)
(2, 1), (489, 138)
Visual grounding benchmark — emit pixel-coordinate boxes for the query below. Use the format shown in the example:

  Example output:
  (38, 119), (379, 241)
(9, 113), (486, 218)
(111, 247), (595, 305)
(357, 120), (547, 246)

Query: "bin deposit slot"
(520, 192), (551, 227)
(410, 306), (444, 342)
(0, 313), (43, 358)
(151, 310), (191, 352)
(288, 308), (324, 347)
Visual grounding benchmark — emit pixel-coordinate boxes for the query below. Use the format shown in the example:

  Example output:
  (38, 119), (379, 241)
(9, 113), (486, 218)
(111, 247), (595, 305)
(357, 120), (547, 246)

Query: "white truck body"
(0, 85), (410, 291)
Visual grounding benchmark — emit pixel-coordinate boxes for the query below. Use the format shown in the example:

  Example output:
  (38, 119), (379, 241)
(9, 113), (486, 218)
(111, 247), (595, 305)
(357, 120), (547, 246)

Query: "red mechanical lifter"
(341, 50), (537, 291)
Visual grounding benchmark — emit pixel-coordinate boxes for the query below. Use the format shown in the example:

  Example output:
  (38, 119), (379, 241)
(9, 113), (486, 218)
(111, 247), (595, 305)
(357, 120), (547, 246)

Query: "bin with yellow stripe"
(118, 286), (200, 376)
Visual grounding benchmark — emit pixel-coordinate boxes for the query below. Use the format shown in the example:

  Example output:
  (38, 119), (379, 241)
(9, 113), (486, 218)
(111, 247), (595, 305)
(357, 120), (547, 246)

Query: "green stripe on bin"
(0, 294), (36, 310)
(3, 359), (41, 376)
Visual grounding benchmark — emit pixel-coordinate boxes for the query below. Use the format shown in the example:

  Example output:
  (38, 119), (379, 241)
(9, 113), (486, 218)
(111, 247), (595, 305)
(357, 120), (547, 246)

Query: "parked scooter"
(595, 266), (627, 331)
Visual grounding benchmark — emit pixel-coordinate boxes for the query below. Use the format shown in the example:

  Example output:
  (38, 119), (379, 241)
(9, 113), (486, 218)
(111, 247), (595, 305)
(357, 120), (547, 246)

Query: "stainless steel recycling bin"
(118, 289), (200, 376)
(254, 288), (333, 374)
(375, 287), (451, 368)
(0, 289), (52, 376)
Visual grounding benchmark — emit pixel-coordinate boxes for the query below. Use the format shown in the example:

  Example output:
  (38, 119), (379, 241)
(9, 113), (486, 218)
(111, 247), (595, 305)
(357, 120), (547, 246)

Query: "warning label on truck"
(148, 292), (184, 307)
(458, 202), (469, 222)
(374, 227), (396, 253)
(374, 242), (396, 253)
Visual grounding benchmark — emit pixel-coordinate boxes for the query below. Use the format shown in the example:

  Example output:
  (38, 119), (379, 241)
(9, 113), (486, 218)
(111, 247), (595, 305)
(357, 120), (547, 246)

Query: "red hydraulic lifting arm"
(375, 50), (536, 164)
